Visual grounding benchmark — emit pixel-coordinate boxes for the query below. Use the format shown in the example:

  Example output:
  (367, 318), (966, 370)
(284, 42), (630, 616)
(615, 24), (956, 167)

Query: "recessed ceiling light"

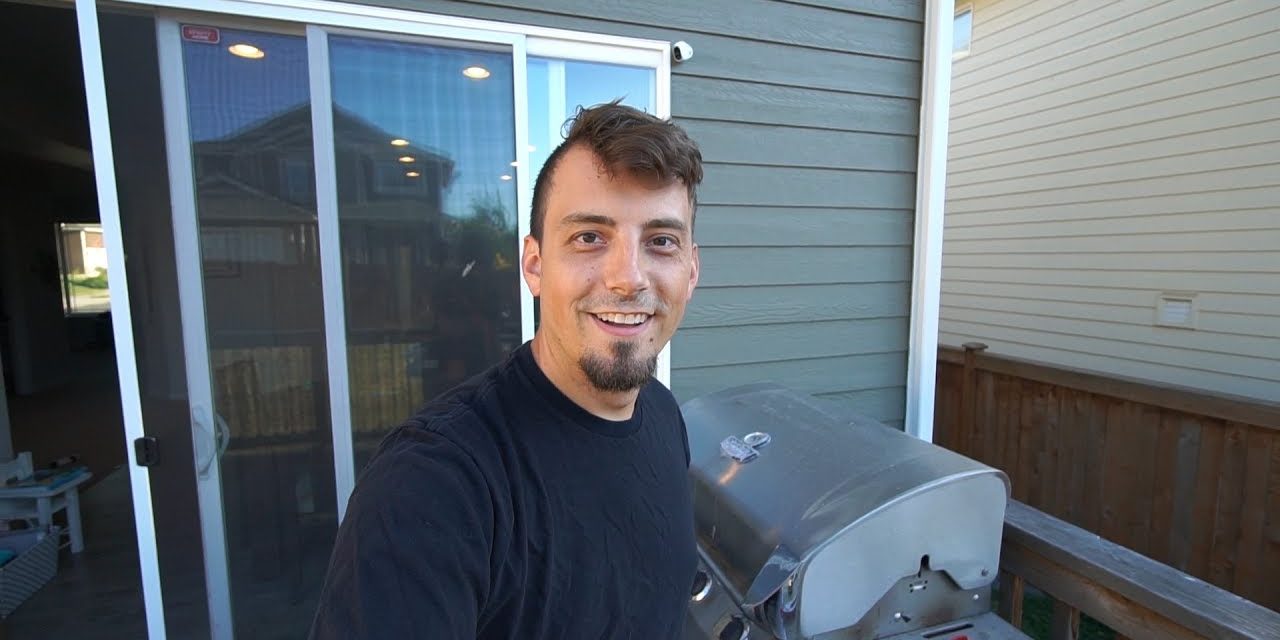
(390, 138), (409, 147)
(509, 161), (519, 167)
(462, 66), (491, 79)
(405, 171), (420, 178)
(398, 156), (415, 163)
(228, 43), (265, 59)
(500, 174), (512, 181)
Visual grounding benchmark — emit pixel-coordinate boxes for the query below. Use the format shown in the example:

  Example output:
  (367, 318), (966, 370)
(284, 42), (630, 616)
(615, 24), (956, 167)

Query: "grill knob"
(716, 615), (749, 640)
(690, 569), (713, 602)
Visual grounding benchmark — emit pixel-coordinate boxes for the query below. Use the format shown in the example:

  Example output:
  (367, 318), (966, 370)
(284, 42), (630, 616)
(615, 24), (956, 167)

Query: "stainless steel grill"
(681, 384), (1029, 640)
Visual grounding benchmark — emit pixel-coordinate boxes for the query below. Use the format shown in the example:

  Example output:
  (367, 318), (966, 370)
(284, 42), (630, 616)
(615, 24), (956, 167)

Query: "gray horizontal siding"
(674, 352), (907, 401)
(677, 77), (920, 134)
(698, 247), (911, 287)
(776, 0), (923, 22)
(941, 0), (1280, 403)
(363, 0), (923, 425)
(683, 282), (909, 328)
(694, 206), (912, 247)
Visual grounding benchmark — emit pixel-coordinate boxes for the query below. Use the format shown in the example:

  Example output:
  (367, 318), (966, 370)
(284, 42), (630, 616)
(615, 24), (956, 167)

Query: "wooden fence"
(935, 343), (1280, 613)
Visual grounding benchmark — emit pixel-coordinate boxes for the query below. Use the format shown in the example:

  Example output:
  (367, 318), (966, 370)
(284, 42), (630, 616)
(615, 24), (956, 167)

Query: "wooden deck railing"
(935, 343), (1280, 614)
(999, 500), (1280, 639)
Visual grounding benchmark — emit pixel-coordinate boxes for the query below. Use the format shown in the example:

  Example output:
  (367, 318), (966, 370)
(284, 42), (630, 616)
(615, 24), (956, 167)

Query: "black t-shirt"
(309, 342), (697, 639)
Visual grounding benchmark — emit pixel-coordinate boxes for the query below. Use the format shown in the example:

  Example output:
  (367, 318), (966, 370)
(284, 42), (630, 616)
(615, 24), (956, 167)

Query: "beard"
(580, 339), (658, 392)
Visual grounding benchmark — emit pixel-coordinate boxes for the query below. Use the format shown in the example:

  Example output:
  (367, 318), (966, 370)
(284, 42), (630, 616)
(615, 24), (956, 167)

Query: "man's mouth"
(593, 312), (651, 327)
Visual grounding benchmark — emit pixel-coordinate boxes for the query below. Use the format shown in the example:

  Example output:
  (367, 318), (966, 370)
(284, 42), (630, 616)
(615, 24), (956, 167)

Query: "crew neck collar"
(512, 342), (644, 438)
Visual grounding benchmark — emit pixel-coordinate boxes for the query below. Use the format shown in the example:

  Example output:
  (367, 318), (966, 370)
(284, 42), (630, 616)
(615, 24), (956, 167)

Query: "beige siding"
(940, 0), (1280, 402)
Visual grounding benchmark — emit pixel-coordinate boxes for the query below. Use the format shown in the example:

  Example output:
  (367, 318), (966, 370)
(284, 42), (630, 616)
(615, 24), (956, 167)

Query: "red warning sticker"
(181, 25), (220, 44)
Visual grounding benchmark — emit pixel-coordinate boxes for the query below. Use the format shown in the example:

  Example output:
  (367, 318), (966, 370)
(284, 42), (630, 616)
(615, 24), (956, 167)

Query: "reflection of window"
(55, 223), (112, 315)
(954, 6), (973, 58)
(369, 159), (430, 198)
(281, 156), (315, 204)
(202, 227), (299, 265)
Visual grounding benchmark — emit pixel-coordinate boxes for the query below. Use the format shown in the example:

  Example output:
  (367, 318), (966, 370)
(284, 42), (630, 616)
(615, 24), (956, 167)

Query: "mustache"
(576, 293), (668, 314)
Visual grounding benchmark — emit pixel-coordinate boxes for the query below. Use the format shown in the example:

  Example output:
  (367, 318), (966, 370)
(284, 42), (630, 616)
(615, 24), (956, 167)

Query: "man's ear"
(521, 235), (542, 297)
(686, 243), (699, 301)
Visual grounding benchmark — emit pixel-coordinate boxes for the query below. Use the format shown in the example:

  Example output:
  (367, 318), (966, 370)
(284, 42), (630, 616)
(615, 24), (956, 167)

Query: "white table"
(0, 471), (92, 553)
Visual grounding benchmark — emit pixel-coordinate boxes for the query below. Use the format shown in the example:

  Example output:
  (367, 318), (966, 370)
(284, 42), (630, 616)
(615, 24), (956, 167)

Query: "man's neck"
(529, 335), (640, 422)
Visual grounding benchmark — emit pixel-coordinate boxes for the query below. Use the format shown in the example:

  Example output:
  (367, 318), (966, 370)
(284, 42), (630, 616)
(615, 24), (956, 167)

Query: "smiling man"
(310, 101), (703, 639)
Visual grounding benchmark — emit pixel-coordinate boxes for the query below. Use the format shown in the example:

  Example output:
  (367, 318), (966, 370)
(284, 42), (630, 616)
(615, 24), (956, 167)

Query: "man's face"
(522, 145), (699, 394)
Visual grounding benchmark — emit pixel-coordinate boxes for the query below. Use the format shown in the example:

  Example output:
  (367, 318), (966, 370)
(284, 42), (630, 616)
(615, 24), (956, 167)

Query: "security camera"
(672, 41), (693, 62)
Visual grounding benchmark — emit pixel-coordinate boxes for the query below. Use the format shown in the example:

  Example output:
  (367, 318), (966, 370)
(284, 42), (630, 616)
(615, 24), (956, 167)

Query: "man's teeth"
(596, 312), (647, 325)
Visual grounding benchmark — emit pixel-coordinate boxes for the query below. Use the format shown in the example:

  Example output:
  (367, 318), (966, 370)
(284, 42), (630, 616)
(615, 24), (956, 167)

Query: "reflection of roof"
(197, 104), (454, 187)
(193, 104), (456, 224)
(196, 173), (314, 223)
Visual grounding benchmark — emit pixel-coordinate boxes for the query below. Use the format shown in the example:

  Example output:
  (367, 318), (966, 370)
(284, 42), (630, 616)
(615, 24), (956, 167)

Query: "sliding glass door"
(77, 2), (666, 635)
(160, 17), (525, 638)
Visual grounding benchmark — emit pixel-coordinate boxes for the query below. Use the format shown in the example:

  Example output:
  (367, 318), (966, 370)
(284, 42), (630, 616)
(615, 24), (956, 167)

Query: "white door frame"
(73, 2), (167, 639)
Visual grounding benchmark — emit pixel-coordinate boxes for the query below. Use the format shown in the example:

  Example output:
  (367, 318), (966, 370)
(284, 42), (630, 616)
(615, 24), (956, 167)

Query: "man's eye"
(650, 236), (678, 248)
(576, 232), (601, 244)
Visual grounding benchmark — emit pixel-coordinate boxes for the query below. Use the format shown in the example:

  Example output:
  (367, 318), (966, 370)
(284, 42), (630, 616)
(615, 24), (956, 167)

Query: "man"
(310, 101), (703, 639)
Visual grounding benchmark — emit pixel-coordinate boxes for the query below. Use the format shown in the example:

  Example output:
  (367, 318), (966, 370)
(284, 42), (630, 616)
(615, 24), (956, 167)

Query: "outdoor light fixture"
(462, 65), (491, 79)
(405, 171), (421, 178)
(390, 138), (409, 146)
(228, 43), (265, 59)
(398, 156), (415, 163)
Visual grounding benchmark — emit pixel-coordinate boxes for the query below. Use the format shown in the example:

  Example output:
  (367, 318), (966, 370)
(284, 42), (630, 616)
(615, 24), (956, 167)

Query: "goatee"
(580, 340), (657, 392)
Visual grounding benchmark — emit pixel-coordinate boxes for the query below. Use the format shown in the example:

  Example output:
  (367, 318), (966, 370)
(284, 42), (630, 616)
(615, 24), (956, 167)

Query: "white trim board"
(905, 0), (956, 442)
(107, 0), (668, 54)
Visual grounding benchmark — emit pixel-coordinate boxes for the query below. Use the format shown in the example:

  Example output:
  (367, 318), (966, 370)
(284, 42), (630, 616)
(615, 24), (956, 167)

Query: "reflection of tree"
(452, 194), (517, 272)
(430, 194), (520, 387)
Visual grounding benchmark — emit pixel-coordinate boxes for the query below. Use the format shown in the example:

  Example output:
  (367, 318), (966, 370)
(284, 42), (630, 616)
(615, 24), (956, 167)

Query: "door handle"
(193, 405), (232, 480)
(193, 405), (215, 479)
(215, 411), (230, 458)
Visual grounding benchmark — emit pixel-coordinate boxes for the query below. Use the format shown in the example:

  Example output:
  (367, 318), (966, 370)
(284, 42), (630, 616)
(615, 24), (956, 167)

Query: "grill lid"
(684, 384), (1009, 617)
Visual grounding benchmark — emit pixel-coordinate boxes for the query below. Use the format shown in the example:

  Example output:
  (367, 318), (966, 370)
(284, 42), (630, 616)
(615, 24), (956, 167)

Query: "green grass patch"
(993, 581), (1116, 640)
(68, 267), (109, 289)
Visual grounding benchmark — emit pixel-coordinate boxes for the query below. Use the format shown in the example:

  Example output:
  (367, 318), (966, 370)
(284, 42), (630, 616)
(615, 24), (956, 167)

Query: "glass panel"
(182, 26), (338, 637)
(326, 36), (521, 470)
(55, 223), (113, 315)
(526, 57), (656, 198)
(954, 9), (973, 55)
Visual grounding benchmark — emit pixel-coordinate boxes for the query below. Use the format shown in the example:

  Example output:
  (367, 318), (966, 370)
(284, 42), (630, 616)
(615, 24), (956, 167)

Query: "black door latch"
(134, 437), (159, 467)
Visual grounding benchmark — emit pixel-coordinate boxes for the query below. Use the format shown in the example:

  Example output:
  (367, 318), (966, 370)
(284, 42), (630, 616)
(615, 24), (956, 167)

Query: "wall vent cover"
(1155, 293), (1198, 329)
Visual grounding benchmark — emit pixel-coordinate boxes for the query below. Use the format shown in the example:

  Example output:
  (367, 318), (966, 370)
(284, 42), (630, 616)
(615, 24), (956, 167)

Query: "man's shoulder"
(388, 364), (512, 454)
(362, 359), (521, 485)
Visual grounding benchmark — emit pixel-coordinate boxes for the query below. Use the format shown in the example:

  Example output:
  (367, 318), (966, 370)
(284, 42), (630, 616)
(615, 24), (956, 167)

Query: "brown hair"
(530, 100), (703, 242)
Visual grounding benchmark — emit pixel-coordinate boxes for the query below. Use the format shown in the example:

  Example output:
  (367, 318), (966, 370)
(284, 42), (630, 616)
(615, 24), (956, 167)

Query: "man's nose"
(603, 242), (648, 296)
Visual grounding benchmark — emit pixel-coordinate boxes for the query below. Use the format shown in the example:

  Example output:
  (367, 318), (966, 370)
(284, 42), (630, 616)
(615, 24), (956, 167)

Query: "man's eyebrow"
(644, 217), (688, 233)
(559, 212), (616, 228)
(557, 212), (688, 233)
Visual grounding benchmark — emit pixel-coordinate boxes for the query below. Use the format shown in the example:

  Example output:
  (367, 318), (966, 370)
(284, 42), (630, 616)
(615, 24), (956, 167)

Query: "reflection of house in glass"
(192, 105), (518, 456)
